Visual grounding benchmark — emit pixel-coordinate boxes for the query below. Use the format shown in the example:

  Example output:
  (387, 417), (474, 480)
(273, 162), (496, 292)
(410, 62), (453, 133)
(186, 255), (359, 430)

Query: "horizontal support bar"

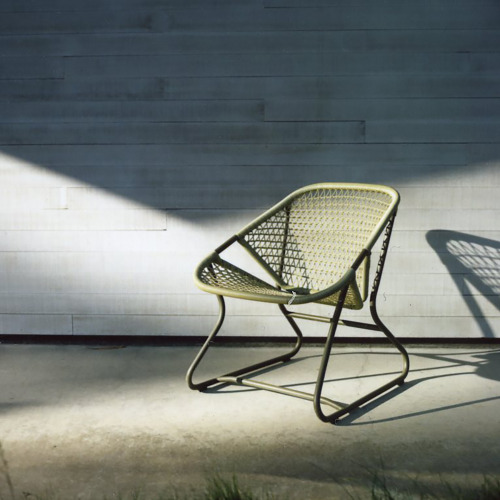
(285, 312), (331, 323)
(195, 349), (296, 391)
(285, 312), (381, 331)
(340, 319), (381, 332)
(217, 375), (346, 410)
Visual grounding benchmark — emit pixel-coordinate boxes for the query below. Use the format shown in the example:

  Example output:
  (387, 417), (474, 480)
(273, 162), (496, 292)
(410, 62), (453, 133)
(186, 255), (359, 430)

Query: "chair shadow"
(329, 230), (500, 426)
(339, 348), (500, 425)
(205, 348), (409, 395)
(206, 348), (500, 425)
(204, 227), (500, 421)
(426, 230), (500, 338)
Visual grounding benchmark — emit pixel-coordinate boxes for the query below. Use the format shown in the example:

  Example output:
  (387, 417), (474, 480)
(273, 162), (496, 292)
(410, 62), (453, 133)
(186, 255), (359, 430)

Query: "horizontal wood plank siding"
(0, 0), (498, 339)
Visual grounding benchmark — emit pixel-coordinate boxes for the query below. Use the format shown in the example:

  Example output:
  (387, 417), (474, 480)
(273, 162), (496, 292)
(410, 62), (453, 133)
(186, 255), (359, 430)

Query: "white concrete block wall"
(0, 0), (498, 339)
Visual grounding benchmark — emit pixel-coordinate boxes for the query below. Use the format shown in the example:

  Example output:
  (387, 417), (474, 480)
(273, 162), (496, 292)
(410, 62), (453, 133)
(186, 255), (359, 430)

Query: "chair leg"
(313, 286), (349, 423)
(368, 211), (410, 386)
(186, 295), (304, 392)
(370, 299), (410, 387)
(186, 295), (226, 391)
(323, 306), (409, 424)
(313, 292), (410, 423)
(313, 215), (410, 423)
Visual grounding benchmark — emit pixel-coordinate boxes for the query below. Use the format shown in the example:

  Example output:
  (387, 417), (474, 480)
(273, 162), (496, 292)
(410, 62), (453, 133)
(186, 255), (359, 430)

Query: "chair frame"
(187, 186), (410, 424)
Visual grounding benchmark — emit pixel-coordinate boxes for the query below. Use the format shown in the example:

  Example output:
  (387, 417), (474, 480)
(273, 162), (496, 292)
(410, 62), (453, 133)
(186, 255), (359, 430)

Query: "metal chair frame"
(186, 185), (410, 424)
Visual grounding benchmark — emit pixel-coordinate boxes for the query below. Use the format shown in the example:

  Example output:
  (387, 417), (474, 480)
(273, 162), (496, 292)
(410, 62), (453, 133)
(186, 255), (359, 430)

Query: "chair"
(186, 183), (409, 423)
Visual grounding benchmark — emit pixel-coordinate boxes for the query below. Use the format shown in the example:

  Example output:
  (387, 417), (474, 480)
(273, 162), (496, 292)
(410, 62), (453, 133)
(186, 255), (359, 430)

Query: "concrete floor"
(0, 343), (499, 499)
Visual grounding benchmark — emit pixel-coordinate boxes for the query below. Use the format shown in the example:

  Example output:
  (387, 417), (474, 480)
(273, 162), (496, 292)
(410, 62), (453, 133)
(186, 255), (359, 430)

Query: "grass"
(2, 441), (500, 500)
(366, 470), (500, 500)
(1, 457), (273, 500)
(21, 475), (274, 500)
(105, 474), (275, 500)
(4, 472), (500, 500)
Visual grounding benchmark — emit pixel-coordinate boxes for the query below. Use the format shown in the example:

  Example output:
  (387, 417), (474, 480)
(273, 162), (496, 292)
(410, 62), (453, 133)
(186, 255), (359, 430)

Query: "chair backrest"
(237, 183), (399, 302)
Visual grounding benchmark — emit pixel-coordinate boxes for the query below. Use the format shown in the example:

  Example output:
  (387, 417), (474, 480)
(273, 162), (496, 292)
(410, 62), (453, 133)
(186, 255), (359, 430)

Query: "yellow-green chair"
(186, 183), (409, 423)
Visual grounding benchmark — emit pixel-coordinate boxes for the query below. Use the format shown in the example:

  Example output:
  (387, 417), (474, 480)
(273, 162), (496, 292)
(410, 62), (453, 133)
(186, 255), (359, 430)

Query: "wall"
(0, 0), (499, 340)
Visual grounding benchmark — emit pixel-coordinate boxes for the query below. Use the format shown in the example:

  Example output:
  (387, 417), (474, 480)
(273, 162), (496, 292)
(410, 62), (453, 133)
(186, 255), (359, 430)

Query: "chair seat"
(198, 256), (294, 303)
(197, 255), (363, 308)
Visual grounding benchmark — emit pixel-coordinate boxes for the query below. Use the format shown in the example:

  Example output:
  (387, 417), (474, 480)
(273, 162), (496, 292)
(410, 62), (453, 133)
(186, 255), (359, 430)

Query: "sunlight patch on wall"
(0, 151), (167, 232)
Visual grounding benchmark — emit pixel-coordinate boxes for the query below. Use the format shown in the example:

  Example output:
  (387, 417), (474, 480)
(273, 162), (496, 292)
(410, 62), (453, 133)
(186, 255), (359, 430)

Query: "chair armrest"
(215, 235), (239, 254)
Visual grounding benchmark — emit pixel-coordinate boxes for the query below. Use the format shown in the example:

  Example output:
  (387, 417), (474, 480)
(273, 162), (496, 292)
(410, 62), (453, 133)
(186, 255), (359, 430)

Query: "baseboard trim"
(0, 334), (498, 347)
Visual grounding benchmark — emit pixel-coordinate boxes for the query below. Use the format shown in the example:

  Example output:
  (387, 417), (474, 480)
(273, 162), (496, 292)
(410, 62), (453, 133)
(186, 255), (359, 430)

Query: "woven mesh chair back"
(241, 185), (397, 304)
